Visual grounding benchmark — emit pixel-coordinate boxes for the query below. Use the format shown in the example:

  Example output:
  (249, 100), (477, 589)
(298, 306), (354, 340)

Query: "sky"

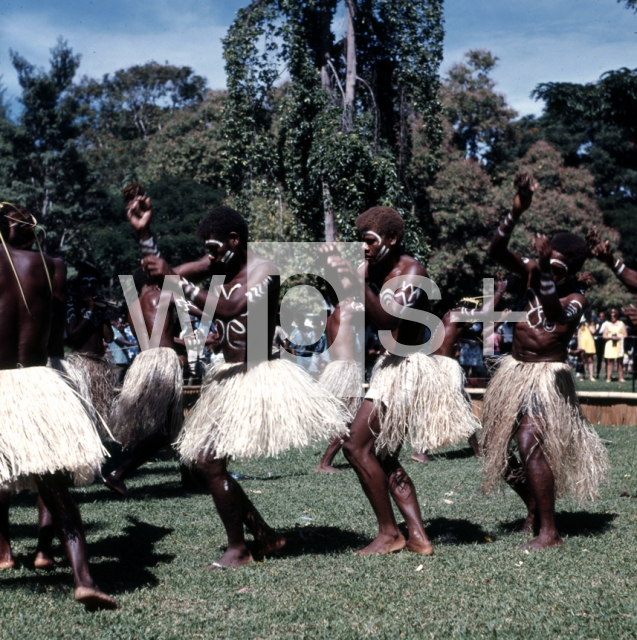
(0, 0), (635, 117)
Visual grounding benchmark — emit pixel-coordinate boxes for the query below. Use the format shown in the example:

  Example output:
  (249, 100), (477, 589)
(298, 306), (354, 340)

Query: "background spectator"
(603, 308), (627, 383)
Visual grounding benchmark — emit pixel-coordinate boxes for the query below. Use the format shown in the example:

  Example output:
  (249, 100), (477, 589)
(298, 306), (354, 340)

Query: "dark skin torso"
(66, 297), (114, 357)
(510, 265), (583, 363)
(129, 284), (187, 365)
(175, 252), (279, 365)
(363, 255), (429, 348)
(0, 247), (65, 369)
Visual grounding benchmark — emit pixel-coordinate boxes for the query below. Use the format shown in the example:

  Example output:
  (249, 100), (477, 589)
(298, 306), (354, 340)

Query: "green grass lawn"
(2, 428), (637, 639)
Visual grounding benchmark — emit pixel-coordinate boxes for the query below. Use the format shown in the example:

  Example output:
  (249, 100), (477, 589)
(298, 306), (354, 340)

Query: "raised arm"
(534, 234), (585, 326)
(488, 173), (538, 276)
(587, 228), (637, 292)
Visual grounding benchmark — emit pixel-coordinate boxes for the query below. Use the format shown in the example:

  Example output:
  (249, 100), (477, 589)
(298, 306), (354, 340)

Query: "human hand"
(141, 255), (175, 278)
(126, 195), (153, 238)
(591, 239), (615, 268)
(513, 172), (538, 214)
(623, 306), (637, 326)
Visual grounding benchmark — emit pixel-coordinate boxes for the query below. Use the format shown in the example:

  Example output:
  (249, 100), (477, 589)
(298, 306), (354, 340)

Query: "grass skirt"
(0, 367), (107, 491)
(319, 359), (363, 421)
(67, 353), (117, 430)
(368, 352), (477, 456)
(481, 355), (609, 503)
(111, 347), (183, 446)
(432, 354), (481, 440)
(176, 359), (348, 462)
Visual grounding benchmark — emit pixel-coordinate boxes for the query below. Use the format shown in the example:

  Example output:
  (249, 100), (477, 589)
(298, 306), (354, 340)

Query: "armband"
(139, 235), (161, 257)
(613, 258), (625, 275)
(179, 277), (200, 302)
(539, 272), (556, 296)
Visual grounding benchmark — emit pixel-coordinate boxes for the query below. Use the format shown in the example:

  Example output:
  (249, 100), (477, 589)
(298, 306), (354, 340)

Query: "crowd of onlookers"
(104, 308), (636, 385)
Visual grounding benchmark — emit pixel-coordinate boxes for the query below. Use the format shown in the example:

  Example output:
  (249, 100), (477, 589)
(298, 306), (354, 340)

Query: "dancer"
(0, 209), (117, 608)
(482, 173), (608, 550)
(126, 200), (347, 568)
(104, 266), (187, 497)
(410, 279), (507, 464)
(322, 207), (474, 556)
(315, 298), (365, 473)
(66, 261), (117, 429)
(587, 228), (637, 326)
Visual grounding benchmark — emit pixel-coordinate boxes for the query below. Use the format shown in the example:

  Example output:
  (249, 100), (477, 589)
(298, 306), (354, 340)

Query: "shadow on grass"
(427, 447), (480, 462)
(0, 516), (174, 595)
(498, 511), (617, 537)
(423, 517), (490, 545)
(269, 526), (371, 557)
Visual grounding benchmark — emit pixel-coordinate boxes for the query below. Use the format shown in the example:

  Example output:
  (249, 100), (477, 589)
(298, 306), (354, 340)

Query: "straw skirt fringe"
(319, 359), (364, 420)
(0, 367), (107, 491)
(432, 354), (481, 437)
(111, 347), (183, 446)
(481, 355), (608, 503)
(67, 353), (117, 429)
(176, 358), (348, 462)
(368, 352), (477, 456)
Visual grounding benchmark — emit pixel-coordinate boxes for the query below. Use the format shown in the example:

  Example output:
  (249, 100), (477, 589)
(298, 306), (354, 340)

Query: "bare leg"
(516, 418), (563, 550)
(35, 474), (117, 609)
(606, 359), (613, 382)
(34, 496), (56, 569)
(0, 491), (14, 569)
(586, 355), (595, 381)
(105, 431), (169, 497)
(380, 455), (432, 555)
(315, 435), (346, 473)
(341, 400), (406, 555)
(618, 360), (626, 382)
(410, 451), (431, 463)
(195, 452), (284, 569)
(504, 454), (537, 534)
(468, 433), (481, 458)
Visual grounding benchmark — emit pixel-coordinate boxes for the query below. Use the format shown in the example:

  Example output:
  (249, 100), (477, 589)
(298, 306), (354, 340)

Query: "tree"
(4, 38), (95, 256)
(426, 52), (628, 311)
(532, 68), (637, 267)
(221, 0), (444, 255)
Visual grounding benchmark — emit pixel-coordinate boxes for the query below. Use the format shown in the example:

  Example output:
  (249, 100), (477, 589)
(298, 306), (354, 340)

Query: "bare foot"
(34, 551), (56, 570)
(406, 536), (434, 555)
(512, 514), (535, 534)
(315, 464), (343, 474)
(521, 533), (563, 551)
(253, 533), (286, 561)
(74, 586), (119, 610)
(0, 557), (15, 570)
(411, 452), (431, 464)
(355, 532), (406, 555)
(205, 547), (253, 570)
(104, 473), (129, 498)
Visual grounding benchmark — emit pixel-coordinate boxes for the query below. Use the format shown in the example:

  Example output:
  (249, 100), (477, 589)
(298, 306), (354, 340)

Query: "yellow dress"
(578, 323), (596, 355)
(604, 321), (626, 359)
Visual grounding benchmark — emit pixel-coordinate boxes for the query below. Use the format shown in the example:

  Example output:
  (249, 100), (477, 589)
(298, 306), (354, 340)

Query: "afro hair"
(197, 206), (248, 246)
(355, 207), (405, 243)
(550, 232), (589, 275)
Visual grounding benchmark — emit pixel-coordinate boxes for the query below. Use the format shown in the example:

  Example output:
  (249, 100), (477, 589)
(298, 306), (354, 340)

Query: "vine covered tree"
(221, 0), (444, 256)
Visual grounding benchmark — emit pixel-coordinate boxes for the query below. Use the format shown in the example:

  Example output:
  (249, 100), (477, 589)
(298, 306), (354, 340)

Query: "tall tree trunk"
(319, 0), (332, 91)
(322, 176), (336, 241)
(343, 0), (357, 130)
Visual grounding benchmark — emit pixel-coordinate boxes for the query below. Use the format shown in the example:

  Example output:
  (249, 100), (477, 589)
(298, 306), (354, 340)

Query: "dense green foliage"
(221, 0), (444, 258)
(1, 426), (636, 638)
(0, 27), (634, 310)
